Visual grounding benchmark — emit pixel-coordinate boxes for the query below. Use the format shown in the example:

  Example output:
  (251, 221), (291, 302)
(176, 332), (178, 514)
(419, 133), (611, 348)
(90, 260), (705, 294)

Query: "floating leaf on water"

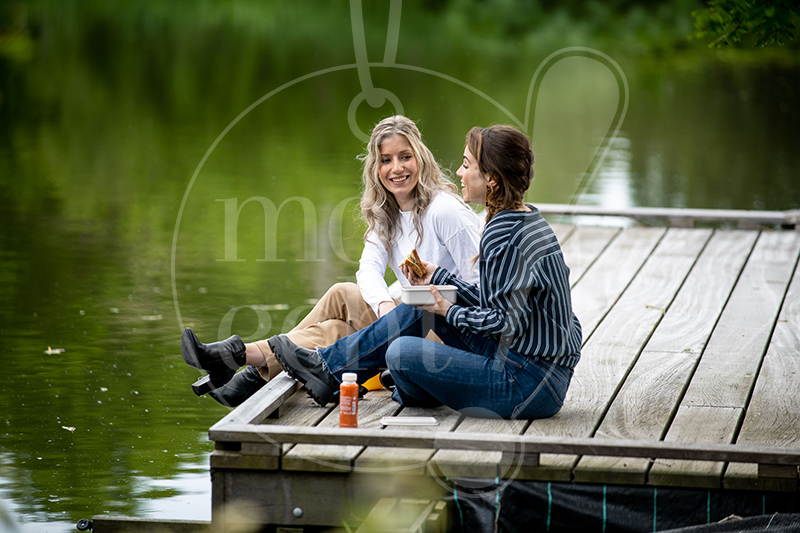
(140, 314), (163, 321)
(61, 426), (76, 433)
(44, 347), (66, 355)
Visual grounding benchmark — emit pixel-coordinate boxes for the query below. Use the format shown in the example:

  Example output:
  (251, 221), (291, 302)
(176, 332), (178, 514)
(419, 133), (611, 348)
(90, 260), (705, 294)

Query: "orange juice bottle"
(339, 373), (359, 428)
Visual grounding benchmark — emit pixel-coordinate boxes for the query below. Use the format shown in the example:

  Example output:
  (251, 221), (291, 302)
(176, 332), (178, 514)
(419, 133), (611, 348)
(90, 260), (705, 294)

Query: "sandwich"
(400, 249), (427, 278)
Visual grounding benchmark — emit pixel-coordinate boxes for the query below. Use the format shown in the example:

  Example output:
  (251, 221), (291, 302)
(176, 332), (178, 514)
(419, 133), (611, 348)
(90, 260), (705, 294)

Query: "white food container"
(400, 285), (457, 306)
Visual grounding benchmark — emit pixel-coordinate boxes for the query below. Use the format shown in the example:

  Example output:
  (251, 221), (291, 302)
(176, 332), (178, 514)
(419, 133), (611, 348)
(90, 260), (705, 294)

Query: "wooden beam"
(536, 204), (793, 227)
(87, 516), (211, 532)
(209, 423), (800, 466)
(429, 417), (530, 479)
(211, 470), (447, 528)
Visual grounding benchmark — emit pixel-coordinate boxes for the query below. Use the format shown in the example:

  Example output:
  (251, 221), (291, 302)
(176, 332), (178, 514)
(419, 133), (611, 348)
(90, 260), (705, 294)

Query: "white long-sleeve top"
(356, 191), (482, 314)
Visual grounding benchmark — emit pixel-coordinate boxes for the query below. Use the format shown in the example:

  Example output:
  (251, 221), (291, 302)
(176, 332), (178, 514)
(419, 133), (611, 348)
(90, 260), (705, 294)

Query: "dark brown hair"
(466, 125), (534, 223)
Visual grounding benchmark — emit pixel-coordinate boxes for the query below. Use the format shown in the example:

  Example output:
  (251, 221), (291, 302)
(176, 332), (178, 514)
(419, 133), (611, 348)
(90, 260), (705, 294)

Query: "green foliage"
(691, 0), (800, 47)
(0, 3), (34, 63)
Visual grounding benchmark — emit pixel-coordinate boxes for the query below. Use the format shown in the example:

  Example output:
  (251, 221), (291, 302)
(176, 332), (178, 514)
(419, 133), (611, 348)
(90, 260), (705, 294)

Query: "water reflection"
(583, 133), (635, 210)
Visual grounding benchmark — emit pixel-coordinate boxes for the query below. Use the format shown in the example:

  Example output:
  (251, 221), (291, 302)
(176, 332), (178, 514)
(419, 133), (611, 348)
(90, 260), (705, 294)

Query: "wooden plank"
(209, 422), (800, 465)
(354, 405), (460, 475)
(210, 449), (281, 471)
(725, 256), (800, 491)
(210, 372), (300, 431)
(429, 417), (529, 479)
(527, 228), (711, 482)
(649, 406), (742, 488)
(641, 230), (760, 355)
(213, 470), (352, 527)
(680, 231), (800, 408)
(260, 388), (335, 428)
(213, 469), (447, 528)
(355, 498), (399, 533)
(725, 463), (798, 491)
(559, 225), (621, 287)
(261, 385), (336, 459)
(355, 498), (447, 533)
(515, 400), (606, 481)
(263, 386), (336, 457)
(282, 389), (399, 472)
(210, 386), (334, 470)
(569, 226), (666, 341)
(570, 228), (711, 405)
(549, 222), (576, 245)
(536, 203), (791, 227)
(651, 230), (800, 487)
(576, 230), (758, 483)
(89, 516), (211, 533)
(758, 463), (798, 479)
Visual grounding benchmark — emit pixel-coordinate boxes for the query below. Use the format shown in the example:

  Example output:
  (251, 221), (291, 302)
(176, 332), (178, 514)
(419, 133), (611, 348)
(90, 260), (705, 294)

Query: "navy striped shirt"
(430, 205), (582, 369)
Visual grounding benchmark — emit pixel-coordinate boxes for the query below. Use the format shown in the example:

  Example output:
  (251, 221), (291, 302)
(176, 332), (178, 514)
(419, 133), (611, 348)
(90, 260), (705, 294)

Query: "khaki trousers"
(253, 282), (378, 381)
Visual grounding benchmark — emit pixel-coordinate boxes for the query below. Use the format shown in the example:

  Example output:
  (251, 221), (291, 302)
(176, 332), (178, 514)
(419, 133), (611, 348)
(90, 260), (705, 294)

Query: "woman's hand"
(378, 300), (396, 318)
(415, 285), (452, 316)
(401, 261), (438, 286)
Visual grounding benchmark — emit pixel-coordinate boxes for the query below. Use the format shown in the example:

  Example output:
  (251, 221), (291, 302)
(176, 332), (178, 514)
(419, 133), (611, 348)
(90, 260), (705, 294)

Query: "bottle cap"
(342, 372), (358, 382)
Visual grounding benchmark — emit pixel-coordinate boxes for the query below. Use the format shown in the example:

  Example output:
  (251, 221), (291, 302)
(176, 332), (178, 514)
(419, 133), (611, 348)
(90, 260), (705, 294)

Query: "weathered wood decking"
(208, 208), (800, 528)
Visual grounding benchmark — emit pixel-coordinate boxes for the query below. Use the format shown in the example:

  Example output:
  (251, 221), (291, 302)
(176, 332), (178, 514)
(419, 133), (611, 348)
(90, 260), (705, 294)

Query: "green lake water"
(0, 2), (799, 531)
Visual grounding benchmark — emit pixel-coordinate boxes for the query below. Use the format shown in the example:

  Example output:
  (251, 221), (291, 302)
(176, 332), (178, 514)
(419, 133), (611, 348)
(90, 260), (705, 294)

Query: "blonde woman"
(181, 116), (481, 406)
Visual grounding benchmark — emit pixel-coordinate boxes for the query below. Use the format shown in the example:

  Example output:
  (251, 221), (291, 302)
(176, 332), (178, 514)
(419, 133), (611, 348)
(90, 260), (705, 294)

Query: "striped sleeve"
(444, 241), (534, 339)
(431, 267), (480, 307)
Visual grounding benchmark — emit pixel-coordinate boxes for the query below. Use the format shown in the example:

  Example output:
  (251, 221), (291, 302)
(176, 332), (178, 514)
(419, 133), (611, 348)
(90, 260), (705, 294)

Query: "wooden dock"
(206, 207), (800, 530)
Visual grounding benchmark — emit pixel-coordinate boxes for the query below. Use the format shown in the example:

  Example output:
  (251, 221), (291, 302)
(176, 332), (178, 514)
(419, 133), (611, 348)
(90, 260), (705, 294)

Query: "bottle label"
(339, 384), (359, 428)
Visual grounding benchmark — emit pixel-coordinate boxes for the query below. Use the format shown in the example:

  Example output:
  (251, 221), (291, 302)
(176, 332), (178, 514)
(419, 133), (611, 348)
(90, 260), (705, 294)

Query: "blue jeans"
(317, 303), (573, 419)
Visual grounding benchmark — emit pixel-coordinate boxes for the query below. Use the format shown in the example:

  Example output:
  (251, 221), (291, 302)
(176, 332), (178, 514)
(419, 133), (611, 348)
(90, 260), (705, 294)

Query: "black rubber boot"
(268, 334), (339, 406)
(181, 328), (247, 396)
(379, 369), (396, 392)
(208, 365), (267, 407)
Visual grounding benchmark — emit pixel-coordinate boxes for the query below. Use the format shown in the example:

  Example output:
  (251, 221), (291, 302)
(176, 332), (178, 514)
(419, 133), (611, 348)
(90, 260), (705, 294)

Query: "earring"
(485, 184), (492, 208)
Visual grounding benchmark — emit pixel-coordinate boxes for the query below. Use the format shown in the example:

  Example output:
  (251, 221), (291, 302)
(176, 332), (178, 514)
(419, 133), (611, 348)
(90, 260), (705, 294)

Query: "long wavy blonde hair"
(359, 116), (458, 261)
